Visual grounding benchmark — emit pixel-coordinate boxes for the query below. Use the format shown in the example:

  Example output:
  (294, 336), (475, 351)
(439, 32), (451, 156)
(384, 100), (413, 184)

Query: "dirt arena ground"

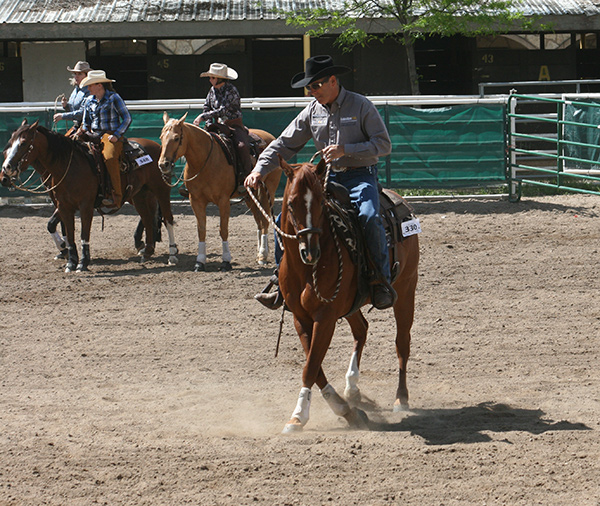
(1, 193), (599, 505)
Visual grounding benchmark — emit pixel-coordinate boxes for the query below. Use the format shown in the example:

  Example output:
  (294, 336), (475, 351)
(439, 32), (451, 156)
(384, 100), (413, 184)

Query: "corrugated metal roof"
(1, 0), (597, 25)
(0, 0), (322, 23)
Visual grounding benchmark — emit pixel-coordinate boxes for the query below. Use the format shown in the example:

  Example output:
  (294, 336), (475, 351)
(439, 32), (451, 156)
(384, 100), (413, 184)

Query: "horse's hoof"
(168, 256), (178, 266)
(54, 250), (67, 260)
(135, 241), (144, 252)
(393, 401), (409, 413)
(282, 421), (304, 435)
(194, 262), (205, 272)
(344, 407), (370, 430)
(137, 247), (146, 257)
(219, 261), (232, 271)
(76, 264), (89, 273)
(344, 388), (362, 406)
(64, 263), (75, 273)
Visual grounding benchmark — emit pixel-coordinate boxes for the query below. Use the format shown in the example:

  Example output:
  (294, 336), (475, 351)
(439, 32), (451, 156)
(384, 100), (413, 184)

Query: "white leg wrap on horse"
(166, 223), (178, 264)
(196, 242), (206, 264)
(222, 241), (232, 263)
(290, 387), (312, 426)
(321, 383), (350, 417)
(345, 351), (360, 399)
(51, 231), (64, 250)
(259, 233), (269, 257)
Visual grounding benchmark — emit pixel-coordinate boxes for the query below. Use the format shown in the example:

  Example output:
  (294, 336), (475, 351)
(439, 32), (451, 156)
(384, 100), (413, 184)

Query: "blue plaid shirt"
(81, 90), (132, 138)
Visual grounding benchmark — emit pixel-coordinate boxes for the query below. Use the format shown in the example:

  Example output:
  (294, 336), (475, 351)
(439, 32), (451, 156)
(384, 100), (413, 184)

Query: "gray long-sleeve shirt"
(253, 86), (392, 176)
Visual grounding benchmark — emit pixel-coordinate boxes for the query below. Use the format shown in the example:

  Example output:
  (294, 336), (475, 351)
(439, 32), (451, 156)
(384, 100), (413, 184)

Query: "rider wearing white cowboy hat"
(53, 60), (93, 127)
(193, 63), (251, 194)
(78, 70), (132, 208)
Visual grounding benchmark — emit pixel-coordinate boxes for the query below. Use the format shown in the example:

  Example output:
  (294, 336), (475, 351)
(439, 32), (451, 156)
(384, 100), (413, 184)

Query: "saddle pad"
(123, 140), (152, 168)
(380, 189), (415, 244)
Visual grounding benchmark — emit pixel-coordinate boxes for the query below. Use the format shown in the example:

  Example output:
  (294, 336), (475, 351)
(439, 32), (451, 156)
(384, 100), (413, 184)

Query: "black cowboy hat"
(290, 55), (352, 89)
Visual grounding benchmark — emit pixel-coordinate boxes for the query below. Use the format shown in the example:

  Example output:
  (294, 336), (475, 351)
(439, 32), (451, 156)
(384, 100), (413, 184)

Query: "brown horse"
(158, 112), (282, 271)
(276, 159), (419, 434)
(1, 119), (178, 272)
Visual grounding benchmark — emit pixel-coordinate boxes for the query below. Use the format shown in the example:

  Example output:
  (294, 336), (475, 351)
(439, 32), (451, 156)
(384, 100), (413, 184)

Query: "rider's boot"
(254, 269), (284, 310)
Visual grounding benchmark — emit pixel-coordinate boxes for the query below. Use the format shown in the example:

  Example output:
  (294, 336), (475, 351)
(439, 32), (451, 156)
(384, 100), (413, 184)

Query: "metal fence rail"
(508, 93), (600, 201)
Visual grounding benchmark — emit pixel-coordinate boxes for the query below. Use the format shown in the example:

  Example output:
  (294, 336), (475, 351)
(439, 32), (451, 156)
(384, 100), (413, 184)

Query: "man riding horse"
(245, 55), (397, 310)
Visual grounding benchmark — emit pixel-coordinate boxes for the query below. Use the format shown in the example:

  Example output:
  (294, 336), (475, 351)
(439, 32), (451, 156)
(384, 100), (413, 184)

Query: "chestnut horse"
(277, 159), (419, 434)
(1, 119), (178, 272)
(158, 112), (282, 271)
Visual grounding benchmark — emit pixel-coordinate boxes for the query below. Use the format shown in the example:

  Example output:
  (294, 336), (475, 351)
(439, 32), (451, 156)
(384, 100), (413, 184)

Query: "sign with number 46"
(401, 217), (421, 237)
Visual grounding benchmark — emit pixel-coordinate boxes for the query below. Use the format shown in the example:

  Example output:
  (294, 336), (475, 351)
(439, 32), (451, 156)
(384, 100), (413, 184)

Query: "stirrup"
(255, 288), (284, 310)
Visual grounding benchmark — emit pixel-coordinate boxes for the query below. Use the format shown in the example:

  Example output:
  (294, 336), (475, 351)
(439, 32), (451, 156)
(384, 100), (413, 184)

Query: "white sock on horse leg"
(196, 242), (206, 264)
(290, 387), (312, 425)
(260, 233), (269, 256)
(50, 231), (64, 250)
(321, 383), (350, 417)
(345, 351), (360, 399)
(222, 241), (232, 263)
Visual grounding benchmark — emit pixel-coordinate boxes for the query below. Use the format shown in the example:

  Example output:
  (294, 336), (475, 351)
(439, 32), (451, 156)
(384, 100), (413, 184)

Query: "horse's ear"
(21, 118), (28, 127)
(31, 120), (39, 130)
(315, 159), (327, 177)
(179, 112), (188, 123)
(163, 111), (170, 125)
(279, 155), (295, 180)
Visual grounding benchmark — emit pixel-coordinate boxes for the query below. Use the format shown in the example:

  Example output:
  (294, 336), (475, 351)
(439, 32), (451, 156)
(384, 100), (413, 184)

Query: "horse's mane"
(37, 125), (89, 164)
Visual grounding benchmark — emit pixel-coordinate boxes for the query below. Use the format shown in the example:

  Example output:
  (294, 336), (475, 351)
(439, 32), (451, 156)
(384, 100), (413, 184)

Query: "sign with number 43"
(401, 217), (421, 237)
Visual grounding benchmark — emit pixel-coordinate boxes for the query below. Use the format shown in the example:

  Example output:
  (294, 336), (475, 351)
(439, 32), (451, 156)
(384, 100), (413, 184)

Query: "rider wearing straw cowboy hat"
(53, 61), (93, 128)
(245, 55), (396, 310)
(193, 63), (252, 193)
(78, 69), (132, 208)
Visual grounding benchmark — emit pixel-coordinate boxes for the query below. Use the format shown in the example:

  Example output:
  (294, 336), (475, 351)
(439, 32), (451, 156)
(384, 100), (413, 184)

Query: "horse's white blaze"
(3, 138), (21, 170)
(344, 351), (360, 399)
(304, 188), (314, 235)
(222, 240), (232, 263)
(290, 386), (311, 425)
(196, 241), (206, 264)
(321, 383), (350, 417)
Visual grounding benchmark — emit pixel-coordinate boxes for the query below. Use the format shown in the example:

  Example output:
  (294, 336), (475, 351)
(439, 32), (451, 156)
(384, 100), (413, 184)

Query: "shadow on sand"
(360, 401), (590, 445)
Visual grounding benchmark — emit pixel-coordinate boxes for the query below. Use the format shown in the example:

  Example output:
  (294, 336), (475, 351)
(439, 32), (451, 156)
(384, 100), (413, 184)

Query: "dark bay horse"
(276, 159), (420, 434)
(1, 119), (178, 272)
(158, 112), (282, 271)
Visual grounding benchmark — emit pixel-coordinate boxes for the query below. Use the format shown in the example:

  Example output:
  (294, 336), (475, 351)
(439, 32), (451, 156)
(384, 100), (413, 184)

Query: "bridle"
(246, 167), (344, 304)
(159, 122), (214, 188)
(3, 128), (74, 194)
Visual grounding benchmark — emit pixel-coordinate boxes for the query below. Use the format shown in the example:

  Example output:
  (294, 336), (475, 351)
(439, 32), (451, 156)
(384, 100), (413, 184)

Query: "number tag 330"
(401, 217), (421, 237)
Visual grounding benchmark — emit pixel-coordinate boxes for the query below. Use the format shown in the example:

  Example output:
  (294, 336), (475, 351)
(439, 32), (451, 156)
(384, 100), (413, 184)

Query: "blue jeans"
(274, 165), (390, 283)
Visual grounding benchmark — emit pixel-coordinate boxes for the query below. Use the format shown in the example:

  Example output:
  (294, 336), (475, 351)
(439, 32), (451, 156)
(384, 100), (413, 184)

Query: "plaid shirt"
(81, 90), (132, 138)
(200, 82), (242, 125)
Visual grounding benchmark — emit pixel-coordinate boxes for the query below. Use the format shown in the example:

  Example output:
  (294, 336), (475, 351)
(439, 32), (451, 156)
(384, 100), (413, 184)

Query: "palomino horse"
(276, 159), (419, 434)
(1, 119), (178, 272)
(158, 112), (282, 271)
